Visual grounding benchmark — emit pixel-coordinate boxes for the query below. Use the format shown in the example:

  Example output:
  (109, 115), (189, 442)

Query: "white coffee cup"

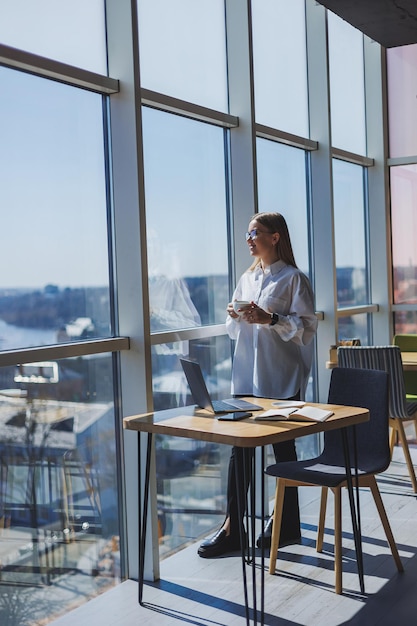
(233, 300), (251, 315)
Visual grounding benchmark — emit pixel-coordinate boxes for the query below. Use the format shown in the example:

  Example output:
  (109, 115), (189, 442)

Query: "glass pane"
(256, 140), (310, 279)
(394, 311), (417, 335)
(333, 159), (368, 307)
(387, 45), (417, 158)
(390, 165), (417, 304)
(256, 139), (317, 434)
(137, 0), (228, 111)
(0, 354), (121, 622)
(0, 69), (111, 350)
(0, 0), (107, 74)
(143, 107), (229, 336)
(338, 313), (370, 345)
(252, 0), (308, 136)
(153, 336), (232, 554)
(328, 12), (366, 155)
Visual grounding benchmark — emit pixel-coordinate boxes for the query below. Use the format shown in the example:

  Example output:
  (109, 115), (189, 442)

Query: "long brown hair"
(248, 212), (298, 270)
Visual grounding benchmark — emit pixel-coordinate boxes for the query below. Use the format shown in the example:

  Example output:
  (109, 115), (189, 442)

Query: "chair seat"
(265, 455), (388, 489)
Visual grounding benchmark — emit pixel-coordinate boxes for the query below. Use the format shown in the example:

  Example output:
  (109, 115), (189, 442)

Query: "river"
(0, 318), (57, 351)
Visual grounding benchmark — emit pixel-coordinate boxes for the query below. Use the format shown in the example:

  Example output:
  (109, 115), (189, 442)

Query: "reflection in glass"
(0, 354), (120, 623)
(137, 0), (228, 111)
(152, 336), (232, 555)
(0, 0), (107, 74)
(142, 107), (229, 332)
(387, 45), (417, 158)
(0, 68), (111, 350)
(333, 159), (368, 308)
(142, 108), (232, 555)
(338, 313), (370, 345)
(252, 0), (308, 137)
(390, 165), (417, 304)
(256, 139), (310, 279)
(394, 311), (417, 335)
(328, 12), (366, 155)
(256, 138), (317, 455)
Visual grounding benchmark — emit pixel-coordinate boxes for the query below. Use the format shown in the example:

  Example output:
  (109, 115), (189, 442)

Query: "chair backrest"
(325, 367), (390, 474)
(393, 334), (417, 396)
(338, 345), (409, 419)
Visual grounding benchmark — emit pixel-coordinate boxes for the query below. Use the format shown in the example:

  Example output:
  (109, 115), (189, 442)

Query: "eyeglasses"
(245, 228), (273, 241)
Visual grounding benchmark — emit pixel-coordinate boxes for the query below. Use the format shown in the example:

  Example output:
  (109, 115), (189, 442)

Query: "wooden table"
(124, 399), (369, 624)
(400, 351), (417, 371)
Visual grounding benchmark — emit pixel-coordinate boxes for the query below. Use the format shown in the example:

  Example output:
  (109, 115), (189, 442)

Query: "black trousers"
(226, 394), (301, 541)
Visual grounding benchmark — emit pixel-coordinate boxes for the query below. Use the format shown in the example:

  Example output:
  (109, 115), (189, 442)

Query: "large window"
(387, 44), (417, 159)
(390, 164), (417, 333)
(328, 12), (366, 155)
(0, 68), (112, 349)
(0, 354), (120, 619)
(387, 45), (417, 334)
(142, 108), (230, 339)
(252, 0), (308, 137)
(256, 140), (310, 275)
(0, 54), (120, 626)
(333, 159), (370, 343)
(137, 0), (228, 111)
(0, 0), (107, 74)
(141, 107), (232, 553)
(256, 139), (317, 461)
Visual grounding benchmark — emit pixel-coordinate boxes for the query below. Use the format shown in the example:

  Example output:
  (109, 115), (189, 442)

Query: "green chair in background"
(393, 334), (417, 400)
(393, 334), (417, 444)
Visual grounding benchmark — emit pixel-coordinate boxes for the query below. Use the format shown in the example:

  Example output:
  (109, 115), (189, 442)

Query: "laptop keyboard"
(211, 399), (237, 413)
(211, 398), (262, 412)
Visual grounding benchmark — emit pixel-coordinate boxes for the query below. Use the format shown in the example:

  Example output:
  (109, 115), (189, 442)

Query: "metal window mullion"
(0, 337), (130, 368)
(0, 43), (119, 94)
(105, 0), (157, 586)
(141, 88), (238, 128)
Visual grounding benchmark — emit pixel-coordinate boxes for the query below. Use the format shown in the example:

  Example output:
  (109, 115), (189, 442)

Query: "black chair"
(265, 367), (403, 594)
(338, 345), (417, 492)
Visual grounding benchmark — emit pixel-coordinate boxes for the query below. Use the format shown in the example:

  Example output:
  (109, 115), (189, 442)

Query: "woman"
(198, 212), (317, 558)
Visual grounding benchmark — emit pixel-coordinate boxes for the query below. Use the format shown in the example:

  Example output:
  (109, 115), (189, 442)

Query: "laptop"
(180, 357), (263, 414)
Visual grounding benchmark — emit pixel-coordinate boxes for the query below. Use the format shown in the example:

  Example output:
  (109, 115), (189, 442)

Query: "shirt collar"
(258, 259), (287, 275)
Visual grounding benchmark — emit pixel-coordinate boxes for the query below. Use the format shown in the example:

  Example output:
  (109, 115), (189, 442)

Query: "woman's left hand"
(242, 303), (271, 325)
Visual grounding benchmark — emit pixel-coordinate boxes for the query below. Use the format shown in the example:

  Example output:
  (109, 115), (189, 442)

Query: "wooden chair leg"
(316, 487), (328, 553)
(367, 477), (403, 572)
(269, 479), (286, 574)
(389, 420), (397, 457)
(333, 487), (342, 594)
(396, 418), (417, 492)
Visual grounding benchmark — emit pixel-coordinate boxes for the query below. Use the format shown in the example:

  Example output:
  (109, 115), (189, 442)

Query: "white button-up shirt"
(226, 260), (317, 399)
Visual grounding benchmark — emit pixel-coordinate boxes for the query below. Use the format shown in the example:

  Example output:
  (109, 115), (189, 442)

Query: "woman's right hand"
(227, 302), (239, 319)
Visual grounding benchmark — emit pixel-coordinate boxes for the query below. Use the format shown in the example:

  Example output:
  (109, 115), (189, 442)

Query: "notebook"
(254, 405), (333, 422)
(180, 358), (263, 414)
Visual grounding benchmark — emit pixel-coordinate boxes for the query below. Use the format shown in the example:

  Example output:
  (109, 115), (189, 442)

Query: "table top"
(326, 351), (417, 371)
(400, 351), (417, 371)
(123, 398), (369, 447)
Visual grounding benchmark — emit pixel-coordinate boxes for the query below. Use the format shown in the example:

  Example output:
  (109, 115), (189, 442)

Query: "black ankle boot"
(198, 527), (242, 558)
(256, 515), (301, 549)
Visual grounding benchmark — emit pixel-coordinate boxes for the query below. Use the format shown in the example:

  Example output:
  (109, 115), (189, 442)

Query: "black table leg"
(341, 426), (365, 594)
(260, 446), (265, 625)
(236, 448), (251, 625)
(235, 446), (267, 625)
(138, 432), (153, 606)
